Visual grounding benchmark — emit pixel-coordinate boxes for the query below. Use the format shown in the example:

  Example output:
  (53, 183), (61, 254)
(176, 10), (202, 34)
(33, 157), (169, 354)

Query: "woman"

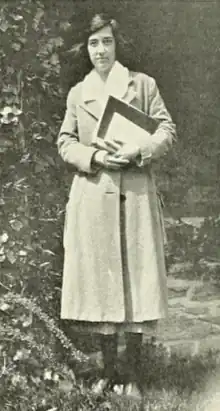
(57, 13), (176, 398)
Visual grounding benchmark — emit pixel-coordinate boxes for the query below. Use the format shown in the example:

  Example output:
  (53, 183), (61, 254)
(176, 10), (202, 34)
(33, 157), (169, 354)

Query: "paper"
(103, 111), (152, 145)
(92, 95), (158, 149)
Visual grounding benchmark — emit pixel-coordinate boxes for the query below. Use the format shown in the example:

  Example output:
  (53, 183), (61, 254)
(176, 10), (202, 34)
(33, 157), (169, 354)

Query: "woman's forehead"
(88, 25), (114, 40)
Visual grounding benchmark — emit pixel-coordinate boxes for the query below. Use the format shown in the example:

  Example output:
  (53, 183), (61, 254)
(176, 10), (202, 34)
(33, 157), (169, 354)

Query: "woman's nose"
(97, 41), (105, 53)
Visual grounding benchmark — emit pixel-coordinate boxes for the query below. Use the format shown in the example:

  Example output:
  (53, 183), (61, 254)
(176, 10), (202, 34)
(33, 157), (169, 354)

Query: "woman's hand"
(93, 150), (129, 170)
(105, 154), (130, 170)
(93, 138), (121, 154)
(105, 140), (140, 161)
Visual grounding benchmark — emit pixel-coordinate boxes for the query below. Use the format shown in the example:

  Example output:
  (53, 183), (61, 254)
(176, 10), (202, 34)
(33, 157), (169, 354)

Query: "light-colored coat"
(57, 67), (176, 323)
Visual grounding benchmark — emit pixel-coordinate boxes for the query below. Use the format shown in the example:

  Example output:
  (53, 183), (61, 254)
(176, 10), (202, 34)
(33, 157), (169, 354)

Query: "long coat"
(57, 67), (176, 323)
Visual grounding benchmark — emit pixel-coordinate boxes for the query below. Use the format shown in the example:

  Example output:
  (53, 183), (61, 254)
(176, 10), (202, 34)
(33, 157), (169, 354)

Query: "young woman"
(57, 13), (176, 398)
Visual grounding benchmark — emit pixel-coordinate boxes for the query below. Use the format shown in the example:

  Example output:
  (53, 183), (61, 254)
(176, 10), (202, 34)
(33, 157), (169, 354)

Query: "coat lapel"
(79, 83), (137, 120)
(123, 78), (137, 105)
(80, 63), (137, 120)
(79, 100), (102, 121)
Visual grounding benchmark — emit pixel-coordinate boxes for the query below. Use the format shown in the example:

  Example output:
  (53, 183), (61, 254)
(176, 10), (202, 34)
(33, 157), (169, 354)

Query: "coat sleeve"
(57, 86), (98, 174)
(137, 76), (177, 166)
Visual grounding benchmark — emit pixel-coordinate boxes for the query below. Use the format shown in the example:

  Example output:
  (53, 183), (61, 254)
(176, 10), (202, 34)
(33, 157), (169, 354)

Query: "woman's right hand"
(93, 150), (129, 170)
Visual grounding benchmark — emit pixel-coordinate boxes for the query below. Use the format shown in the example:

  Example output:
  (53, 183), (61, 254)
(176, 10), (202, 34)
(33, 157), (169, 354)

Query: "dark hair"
(66, 13), (134, 78)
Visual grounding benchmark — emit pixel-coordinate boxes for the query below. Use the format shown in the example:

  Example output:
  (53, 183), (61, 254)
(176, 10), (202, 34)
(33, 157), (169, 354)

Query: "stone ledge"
(158, 312), (220, 340)
(160, 335), (220, 356)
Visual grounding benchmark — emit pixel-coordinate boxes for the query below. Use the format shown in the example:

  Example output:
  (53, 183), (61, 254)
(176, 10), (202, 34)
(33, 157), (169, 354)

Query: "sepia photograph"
(0, 0), (220, 410)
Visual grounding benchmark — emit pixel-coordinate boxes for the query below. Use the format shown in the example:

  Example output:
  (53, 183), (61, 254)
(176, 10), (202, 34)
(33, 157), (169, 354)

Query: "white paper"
(103, 112), (151, 145)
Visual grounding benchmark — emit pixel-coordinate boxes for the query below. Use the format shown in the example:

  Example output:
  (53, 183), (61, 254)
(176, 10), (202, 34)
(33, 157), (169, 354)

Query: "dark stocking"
(125, 332), (143, 383)
(100, 333), (118, 381)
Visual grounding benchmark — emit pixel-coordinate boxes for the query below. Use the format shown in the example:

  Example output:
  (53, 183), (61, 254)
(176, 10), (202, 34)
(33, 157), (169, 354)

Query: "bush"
(166, 216), (220, 284)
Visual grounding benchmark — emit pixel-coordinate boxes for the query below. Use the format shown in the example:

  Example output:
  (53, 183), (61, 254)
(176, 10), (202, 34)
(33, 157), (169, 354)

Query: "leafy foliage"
(0, 0), (72, 318)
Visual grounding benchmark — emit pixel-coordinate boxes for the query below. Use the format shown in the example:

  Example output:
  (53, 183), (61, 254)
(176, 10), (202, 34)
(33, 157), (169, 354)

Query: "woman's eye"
(103, 38), (113, 45)
(89, 40), (98, 47)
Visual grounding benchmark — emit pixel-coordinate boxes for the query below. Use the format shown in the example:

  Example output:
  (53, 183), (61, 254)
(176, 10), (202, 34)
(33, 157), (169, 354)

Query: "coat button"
(120, 194), (126, 202)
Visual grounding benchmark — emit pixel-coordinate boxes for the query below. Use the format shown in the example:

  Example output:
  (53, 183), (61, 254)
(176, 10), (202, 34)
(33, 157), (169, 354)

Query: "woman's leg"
(92, 333), (118, 394)
(100, 333), (118, 380)
(123, 332), (143, 400)
(125, 332), (143, 383)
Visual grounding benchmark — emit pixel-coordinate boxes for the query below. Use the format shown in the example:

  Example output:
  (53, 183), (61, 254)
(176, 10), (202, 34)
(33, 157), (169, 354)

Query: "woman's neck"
(95, 61), (116, 83)
(96, 70), (109, 83)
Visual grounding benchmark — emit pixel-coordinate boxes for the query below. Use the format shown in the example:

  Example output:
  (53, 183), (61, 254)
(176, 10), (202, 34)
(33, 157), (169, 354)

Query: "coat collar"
(80, 61), (137, 120)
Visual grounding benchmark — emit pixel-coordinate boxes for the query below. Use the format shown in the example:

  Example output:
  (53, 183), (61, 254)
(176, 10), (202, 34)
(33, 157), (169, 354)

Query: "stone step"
(167, 276), (220, 301)
(158, 335), (220, 356)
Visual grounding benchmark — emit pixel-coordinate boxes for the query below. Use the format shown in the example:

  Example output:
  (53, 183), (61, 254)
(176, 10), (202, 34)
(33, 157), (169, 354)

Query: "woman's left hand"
(105, 139), (140, 161)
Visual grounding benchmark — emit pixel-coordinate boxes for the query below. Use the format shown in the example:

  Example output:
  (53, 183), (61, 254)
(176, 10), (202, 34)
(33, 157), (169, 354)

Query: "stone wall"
(156, 217), (220, 355)
(157, 275), (220, 355)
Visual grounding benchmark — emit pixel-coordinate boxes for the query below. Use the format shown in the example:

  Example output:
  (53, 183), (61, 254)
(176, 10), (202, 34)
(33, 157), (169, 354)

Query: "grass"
(1, 292), (220, 410)
(76, 340), (220, 410)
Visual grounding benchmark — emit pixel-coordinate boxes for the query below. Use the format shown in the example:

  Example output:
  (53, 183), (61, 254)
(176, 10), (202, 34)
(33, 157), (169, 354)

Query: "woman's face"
(87, 25), (116, 76)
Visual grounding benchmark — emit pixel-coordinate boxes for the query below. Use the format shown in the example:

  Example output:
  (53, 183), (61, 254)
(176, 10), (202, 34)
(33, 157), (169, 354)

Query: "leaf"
(11, 42), (22, 51)
(44, 133), (53, 143)
(33, 133), (43, 140)
(18, 250), (27, 257)
(6, 66), (15, 75)
(22, 314), (33, 328)
(13, 350), (24, 361)
(0, 18), (9, 33)
(50, 53), (59, 66)
(43, 154), (56, 166)
(30, 376), (41, 386)
(0, 105), (22, 116)
(11, 14), (23, 21)
(18, 36), (27, 44)
(0, 233), (9, 244)
(44, 369), (52, 380)
(58, 379), (74, 393)
(0, 303), (10, 312)
(11, 374), (22, 386)
(20, 153), (31, 163)
(33, 8), (44, 31)
(59, 21), (71, 31)
(53, 374), (59, 383)
(39, 262), (50, 267)
(6, 250), (17, 264)
(35, 158), (49, 173)
(101, 401), (112, 410)
(51, 36), (64, 48)
(43, 249), (56, 256)
(10, 219), (23, 232)
(0, 137), (13, 151)
(0, 246), (5, 255)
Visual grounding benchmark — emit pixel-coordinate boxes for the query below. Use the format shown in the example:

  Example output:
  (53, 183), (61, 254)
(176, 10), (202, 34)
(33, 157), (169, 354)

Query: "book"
(92, 95), (158, 150)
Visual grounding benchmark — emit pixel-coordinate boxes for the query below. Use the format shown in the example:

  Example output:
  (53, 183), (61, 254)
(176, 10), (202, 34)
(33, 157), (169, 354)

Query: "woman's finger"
(105, 140), (122, 151)
(112, 139), (124, 146)
(93, 139), (114, 153)
(107, 157), (129, 165)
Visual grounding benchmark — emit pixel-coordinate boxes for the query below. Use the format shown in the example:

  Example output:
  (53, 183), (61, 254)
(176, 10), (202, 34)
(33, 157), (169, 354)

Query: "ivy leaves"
(0, 1), (67, 113)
